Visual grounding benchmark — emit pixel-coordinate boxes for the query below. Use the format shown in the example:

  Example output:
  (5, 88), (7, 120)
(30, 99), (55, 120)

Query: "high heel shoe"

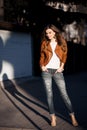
(51, 114), (56, 127)
(70, 113), (78, 127)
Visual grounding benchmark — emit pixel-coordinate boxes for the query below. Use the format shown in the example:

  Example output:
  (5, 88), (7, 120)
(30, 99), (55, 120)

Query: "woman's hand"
(55, 67), (64, 73)
(55, 62), (64, 73)
(41, 66), (48, 72)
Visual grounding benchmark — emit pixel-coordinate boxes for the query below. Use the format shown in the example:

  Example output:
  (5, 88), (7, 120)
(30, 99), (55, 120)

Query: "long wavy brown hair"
(41, 24), (64, 46)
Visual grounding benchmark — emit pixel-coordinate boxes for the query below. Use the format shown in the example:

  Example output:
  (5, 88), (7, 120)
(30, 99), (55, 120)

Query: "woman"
(39, 24), (78, 127)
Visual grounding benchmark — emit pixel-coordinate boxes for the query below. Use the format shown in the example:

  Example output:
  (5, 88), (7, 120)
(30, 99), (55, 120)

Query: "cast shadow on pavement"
(2, 73), (50, 130)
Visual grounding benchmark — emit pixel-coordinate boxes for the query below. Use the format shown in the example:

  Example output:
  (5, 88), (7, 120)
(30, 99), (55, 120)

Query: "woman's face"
(45, 28), (55, 40)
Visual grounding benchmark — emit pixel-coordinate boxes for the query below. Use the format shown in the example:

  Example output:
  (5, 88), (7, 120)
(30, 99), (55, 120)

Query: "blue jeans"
(41, 69), (74, 115)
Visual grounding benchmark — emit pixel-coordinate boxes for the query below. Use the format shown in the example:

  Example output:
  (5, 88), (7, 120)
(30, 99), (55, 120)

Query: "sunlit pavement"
(0, 71), (87, 130)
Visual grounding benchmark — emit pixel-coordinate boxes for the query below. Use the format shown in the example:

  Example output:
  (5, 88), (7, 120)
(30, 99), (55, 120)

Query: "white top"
(46, 41), (60, 69)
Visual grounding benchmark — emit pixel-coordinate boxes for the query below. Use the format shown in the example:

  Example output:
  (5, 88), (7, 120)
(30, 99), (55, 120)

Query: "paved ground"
(0, 71), (87, 130)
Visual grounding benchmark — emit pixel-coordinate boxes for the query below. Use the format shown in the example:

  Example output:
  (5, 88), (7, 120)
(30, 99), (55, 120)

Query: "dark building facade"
(0, 0), (87, 76)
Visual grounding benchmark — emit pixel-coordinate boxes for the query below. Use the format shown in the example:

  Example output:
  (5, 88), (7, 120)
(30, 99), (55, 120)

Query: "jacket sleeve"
(61, 37), (68, 63)
(39, 42), (45, 67)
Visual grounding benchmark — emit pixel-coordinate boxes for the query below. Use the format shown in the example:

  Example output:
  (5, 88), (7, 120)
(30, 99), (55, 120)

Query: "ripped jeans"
(41, 69), (74, 115)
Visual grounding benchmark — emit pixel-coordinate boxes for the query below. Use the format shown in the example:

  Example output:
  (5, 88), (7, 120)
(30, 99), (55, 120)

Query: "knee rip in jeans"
(48, 89), (51, 92)
(46, 82), (50, 85)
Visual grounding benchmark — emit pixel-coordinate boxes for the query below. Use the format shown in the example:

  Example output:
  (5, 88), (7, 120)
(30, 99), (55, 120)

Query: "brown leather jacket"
(39, 39), (68, 68)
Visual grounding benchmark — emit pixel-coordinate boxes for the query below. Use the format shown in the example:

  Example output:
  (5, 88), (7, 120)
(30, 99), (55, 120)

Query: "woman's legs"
(42, 71), (56, 126)
(42, 71), (55, 114)
(53, 72), (73, 113)
(53, 72), (78, 126)
(42, 71), (78, 126)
